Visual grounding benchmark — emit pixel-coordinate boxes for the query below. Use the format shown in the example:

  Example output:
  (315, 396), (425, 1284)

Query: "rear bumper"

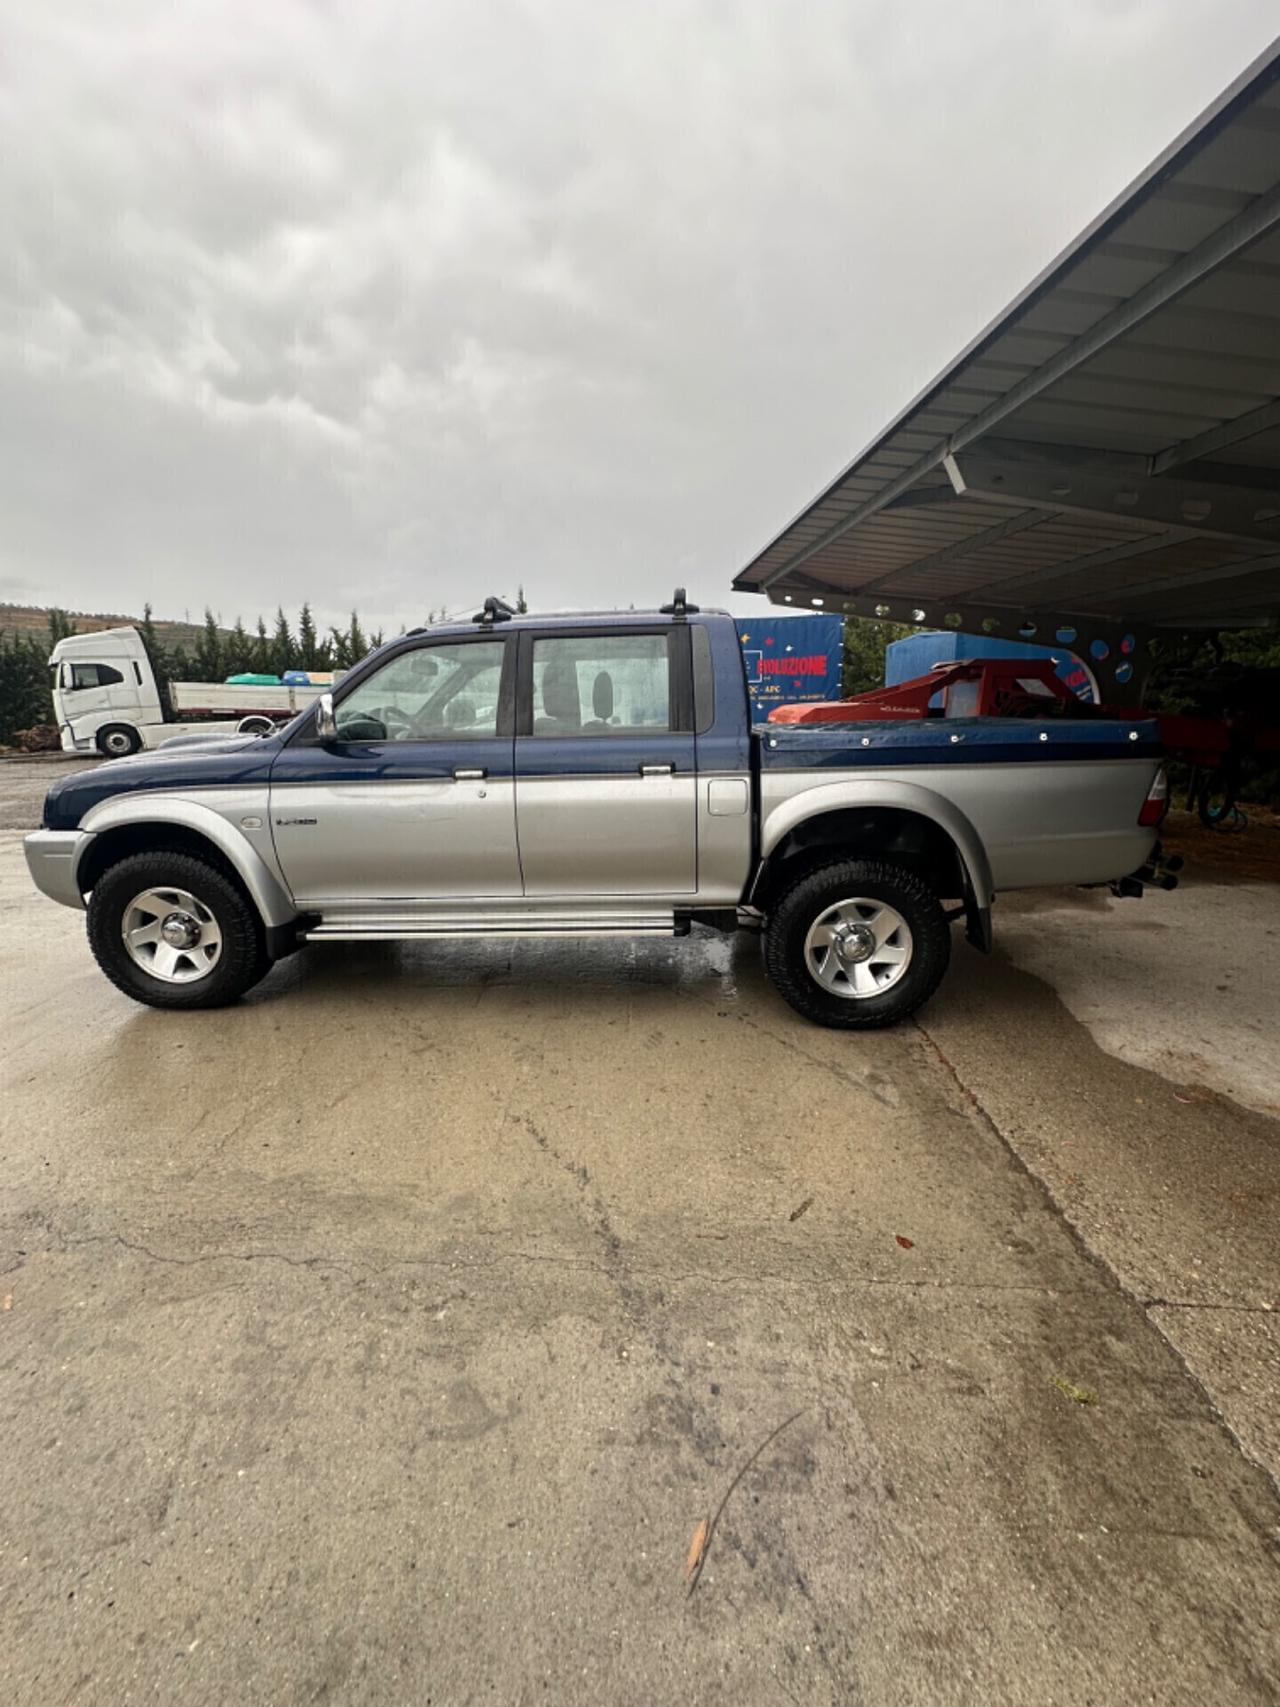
(23, 829), (91, 910)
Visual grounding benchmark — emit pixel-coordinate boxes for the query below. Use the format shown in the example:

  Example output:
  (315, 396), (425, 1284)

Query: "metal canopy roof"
(733, 37), (1280, 681)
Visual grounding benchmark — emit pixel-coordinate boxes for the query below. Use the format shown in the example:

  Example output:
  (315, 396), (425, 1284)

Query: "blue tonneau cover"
(756, 717), (1161, 769)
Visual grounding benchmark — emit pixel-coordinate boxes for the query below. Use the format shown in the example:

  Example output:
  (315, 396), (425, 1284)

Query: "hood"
(43, 736), (283, 831)
(154, 732), (262, 754)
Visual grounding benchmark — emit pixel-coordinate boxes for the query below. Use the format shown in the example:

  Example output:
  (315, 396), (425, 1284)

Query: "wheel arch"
(752, 781), (994, 951)
(75, 797), (297, 929)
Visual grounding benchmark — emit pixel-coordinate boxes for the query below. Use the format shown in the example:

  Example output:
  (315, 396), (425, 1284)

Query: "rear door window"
(529, 634), (673, 737)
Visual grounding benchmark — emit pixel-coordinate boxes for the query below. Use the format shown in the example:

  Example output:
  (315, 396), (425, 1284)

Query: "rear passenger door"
(514, 626), (697, 896)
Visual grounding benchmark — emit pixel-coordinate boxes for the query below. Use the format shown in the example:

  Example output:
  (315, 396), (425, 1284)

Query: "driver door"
(269, 636), (521, 907)
(57, 660), (128, 730)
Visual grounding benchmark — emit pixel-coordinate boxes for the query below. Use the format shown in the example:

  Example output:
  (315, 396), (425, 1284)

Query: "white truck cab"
(49, 626), (324, 756)
(50, 628), (176, 756)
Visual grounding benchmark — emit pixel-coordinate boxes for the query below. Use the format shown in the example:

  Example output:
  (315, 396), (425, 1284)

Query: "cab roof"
(412, 602), (730, 638)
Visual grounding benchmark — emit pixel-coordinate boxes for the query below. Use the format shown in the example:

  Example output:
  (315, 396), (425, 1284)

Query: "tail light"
(1138, 767), (1169, 827)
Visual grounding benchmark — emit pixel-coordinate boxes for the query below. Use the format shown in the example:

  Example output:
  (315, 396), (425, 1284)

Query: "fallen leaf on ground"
(684, 1518), (709, 1581)
(1052, 1374), (1099, 1405)
(895, 1235), (914, 1249)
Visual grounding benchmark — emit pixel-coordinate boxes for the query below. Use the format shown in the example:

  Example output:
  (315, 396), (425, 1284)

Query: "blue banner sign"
(735, 615), (845, 722)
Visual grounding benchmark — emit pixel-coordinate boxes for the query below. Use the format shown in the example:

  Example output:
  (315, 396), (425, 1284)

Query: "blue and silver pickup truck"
(24, 594), (1167, 1028)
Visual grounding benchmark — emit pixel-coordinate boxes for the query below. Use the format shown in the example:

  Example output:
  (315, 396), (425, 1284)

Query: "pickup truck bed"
(758, 717), (1161, 892)
(25, 596), (1168, 1027)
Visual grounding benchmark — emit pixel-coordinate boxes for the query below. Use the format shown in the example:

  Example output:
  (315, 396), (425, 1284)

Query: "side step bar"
(305, 909), (681, 941)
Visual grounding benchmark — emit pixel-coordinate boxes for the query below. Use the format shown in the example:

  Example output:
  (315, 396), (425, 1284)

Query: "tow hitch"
(1111, 840), (1184, 899)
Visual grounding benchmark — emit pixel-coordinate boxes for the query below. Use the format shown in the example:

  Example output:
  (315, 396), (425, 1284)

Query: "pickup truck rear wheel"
(763, 858), (950, 1029)
(87, 851), (271, 1010)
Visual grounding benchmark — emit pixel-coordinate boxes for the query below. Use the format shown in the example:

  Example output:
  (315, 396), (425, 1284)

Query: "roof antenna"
(474, 595), (516, 626)
(660, 586), (699, 620)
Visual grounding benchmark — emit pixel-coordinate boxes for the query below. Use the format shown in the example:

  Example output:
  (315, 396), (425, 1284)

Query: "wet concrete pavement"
(3, 759), (1279, 1705)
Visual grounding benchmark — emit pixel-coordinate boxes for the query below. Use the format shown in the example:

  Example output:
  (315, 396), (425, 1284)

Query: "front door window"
(335, 642), (505, 742)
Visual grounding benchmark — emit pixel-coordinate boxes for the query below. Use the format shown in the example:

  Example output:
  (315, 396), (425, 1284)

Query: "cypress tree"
(193, 608), (224, 682)
(270, 607), (295, 676)
(225, 618), (252, 675)
(297, 603), (320, 670)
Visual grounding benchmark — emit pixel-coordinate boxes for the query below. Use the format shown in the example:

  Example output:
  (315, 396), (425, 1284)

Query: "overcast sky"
(2, 2), (1277, 635)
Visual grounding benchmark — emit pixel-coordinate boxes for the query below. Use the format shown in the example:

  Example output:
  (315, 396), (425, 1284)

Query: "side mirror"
(314, 692), (338, 743)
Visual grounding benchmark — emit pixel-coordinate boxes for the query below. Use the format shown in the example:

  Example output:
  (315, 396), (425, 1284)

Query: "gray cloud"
(2, 0), (1277, 632)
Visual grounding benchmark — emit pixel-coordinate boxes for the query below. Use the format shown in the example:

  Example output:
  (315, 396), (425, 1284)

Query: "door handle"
(638, 763), (675, 776)
(453, 767), (487, 780)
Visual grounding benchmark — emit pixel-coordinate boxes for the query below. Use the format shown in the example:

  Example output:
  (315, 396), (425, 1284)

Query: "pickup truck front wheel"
(763, 858), (950, 1029)
(87, 851), (271, 1010)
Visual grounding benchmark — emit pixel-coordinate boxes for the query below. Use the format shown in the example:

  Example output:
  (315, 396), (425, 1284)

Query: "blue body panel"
(514, 734), (692, 778)
(43, 737), (282, 830)
(697, 615), (754, 774)
(759, 717), (1160, 768)
(271, 736), (516, 786)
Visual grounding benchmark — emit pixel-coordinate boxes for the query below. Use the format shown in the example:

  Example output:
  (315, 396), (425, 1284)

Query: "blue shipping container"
(885, 631), (1097, 704)
(734, 615), (845, 722)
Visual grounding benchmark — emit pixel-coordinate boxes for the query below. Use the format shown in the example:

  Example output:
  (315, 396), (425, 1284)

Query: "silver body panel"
(78, 789), (298, 927)
(695, 773), (755, 904)
(760, 759), (1156, 892)
(515, 773), (698, 896)
(707, 778), (749, 816)
(306, 904), (677, 939)
(24, 830), (91, 910)
(270, 778), (522, 905)
(25, 741), (1155, 943)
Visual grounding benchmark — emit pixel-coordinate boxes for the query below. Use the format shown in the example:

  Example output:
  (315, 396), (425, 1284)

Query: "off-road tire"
(87, 851), (271, 1010)
(762, 857), (951, 1029)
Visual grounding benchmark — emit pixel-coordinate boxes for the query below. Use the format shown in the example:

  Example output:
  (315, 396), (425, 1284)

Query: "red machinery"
(765, 656), (1233, 752)
(766, 658), (1111, 725)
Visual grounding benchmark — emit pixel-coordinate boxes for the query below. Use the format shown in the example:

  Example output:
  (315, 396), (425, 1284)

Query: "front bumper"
(23, 829), (92, 910)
